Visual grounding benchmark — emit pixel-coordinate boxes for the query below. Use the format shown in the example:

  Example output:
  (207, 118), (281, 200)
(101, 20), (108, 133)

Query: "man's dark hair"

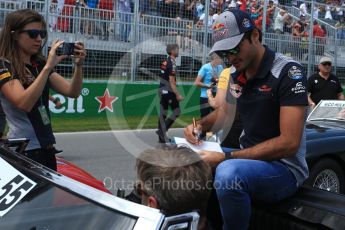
(244, 28), (263, 43)
(136, 145), (212, 216)
(166, 44), (179, 55)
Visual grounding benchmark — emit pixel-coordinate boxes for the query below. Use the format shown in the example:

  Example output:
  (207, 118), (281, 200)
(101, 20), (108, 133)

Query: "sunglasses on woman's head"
(20, 29), (47, 39)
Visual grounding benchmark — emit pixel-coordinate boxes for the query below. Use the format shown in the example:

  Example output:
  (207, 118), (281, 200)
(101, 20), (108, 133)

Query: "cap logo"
(213, 29), (230, 41)
(212, 23), (225, 31)
(242, 18), (251, 28)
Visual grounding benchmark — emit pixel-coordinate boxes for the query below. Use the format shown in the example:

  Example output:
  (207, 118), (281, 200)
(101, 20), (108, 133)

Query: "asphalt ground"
(54, 129), (184, 195)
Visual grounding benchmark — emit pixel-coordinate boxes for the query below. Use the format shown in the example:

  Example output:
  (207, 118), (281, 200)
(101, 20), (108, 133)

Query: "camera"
(56, 42), (75, 56)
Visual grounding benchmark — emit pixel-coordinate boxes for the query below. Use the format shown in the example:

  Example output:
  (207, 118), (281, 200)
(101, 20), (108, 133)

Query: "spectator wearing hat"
(184, 9), (308, 230)
(308, 57), (344, 109)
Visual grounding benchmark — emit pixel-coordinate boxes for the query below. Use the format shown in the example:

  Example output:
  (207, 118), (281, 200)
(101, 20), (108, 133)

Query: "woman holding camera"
(0, 9), (86, 170)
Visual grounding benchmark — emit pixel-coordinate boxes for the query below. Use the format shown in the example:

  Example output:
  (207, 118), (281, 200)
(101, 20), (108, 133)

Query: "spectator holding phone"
(0, 9), (86, 170)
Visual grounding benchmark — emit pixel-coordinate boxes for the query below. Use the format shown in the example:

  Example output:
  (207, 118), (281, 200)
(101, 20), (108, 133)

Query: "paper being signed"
(174, 137), (223, 153)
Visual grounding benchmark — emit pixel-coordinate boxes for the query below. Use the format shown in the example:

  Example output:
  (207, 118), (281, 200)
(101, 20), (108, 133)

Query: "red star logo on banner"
(95, 89), (118, 113)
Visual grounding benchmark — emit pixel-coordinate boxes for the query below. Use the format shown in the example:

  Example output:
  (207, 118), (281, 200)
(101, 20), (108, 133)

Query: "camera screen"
(56, 43), (75, 56)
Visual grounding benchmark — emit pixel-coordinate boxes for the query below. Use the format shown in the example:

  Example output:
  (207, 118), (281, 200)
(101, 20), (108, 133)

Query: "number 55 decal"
(0, 158), (37, 217)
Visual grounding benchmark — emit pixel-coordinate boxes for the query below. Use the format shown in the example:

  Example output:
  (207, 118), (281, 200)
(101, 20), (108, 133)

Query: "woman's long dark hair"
(0, 9), (47, 85)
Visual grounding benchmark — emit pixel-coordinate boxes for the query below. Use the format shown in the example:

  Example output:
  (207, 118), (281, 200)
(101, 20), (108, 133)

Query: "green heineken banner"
(49, 82), (201, 118)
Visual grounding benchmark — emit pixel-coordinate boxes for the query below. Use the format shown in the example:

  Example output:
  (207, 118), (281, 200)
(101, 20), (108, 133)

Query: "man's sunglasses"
(321, 62), (332, 66)
(215, 46), (240, 58)
(215, 36), (246, 58)
(20, 29), (47, 39)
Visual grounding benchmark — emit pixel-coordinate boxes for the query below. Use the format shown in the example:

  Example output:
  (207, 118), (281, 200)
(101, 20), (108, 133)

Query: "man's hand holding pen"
(184, 118), (203, 145)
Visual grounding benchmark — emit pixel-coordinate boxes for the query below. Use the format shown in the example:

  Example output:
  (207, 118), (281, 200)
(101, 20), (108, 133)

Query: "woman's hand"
(45, 40), (67, 70)
(73, 41), (86, 67)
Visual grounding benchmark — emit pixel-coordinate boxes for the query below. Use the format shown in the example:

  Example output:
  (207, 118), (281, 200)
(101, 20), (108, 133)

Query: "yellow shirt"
(217, 66), (235, 90)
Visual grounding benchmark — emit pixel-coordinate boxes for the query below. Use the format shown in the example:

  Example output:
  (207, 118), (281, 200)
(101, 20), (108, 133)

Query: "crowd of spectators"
(2, 0), (344, 42)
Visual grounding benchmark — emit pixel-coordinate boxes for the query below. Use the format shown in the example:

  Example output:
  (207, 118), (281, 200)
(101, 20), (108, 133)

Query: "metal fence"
(0, 0), (344, 83)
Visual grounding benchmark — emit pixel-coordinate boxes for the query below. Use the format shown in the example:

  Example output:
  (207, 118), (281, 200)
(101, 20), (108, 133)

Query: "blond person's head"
(136, 145), (212, 216)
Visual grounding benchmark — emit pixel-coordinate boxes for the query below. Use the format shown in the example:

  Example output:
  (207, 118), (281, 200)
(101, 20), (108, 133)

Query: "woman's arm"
(49, 42), (86, 98)
(0, 40), (66, 112)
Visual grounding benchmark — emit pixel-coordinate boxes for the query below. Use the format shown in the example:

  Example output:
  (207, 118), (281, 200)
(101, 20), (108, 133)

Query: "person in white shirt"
(197, 8), (215, 30)
(299, 1), (308, 17)
(325, 4), (334, 21)
(228, 1), (237, 9)
(312, 5), (320, 20)
(274, 9), (289, 33)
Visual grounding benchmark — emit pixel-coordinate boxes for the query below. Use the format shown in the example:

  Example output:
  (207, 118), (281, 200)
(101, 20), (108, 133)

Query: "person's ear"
(147, 196), (159, 209)
(251, 29), (260, 43)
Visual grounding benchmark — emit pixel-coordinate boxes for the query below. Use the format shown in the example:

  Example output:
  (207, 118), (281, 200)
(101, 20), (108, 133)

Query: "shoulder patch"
(271, 53), (300, 79)
(0, 71), (11, 80)
(288, 65), (303, 80)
